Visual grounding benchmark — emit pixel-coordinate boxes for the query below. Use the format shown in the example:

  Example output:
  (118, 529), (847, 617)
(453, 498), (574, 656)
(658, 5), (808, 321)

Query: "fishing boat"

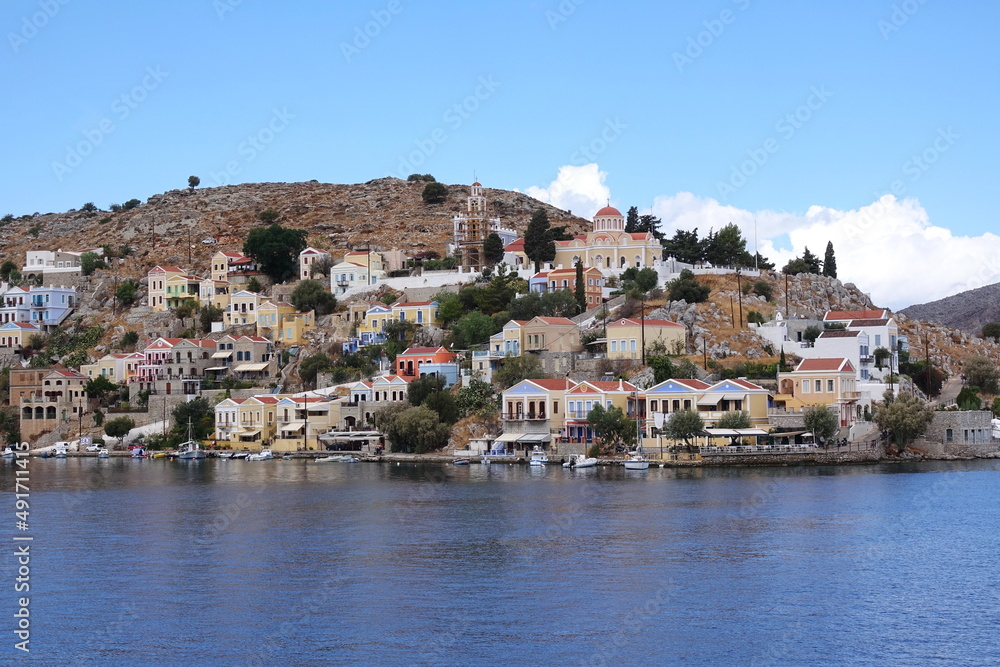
(247, 448), (273, 462)
(151, 452), (167, 459)
(528, 445), (548, 466)
(217, 452), (233, 459)
(177, 419), (206, 461)
(315, 454), (357, 463)
(562, 454), (598, 469)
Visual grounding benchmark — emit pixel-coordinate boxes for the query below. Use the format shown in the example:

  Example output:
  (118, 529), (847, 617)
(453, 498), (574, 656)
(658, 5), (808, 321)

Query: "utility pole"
(640, 294), (646, 365)
(784, 273), (789, 316)
(303, 397), (309, 452)
(702, 339), (708, 370)
(730, 296), (735, 327)
(736, 270), (744, 328)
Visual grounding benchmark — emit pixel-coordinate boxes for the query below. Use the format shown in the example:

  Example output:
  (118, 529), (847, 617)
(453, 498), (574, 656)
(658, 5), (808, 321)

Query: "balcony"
(502, 412), (548, 421)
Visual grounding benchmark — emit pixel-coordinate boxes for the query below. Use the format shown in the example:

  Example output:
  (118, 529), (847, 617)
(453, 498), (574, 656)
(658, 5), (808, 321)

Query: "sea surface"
(2, 457), (999, 666)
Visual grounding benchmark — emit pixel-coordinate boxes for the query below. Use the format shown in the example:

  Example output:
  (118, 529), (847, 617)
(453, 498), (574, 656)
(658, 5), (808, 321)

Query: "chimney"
(618, 379), (623, 391)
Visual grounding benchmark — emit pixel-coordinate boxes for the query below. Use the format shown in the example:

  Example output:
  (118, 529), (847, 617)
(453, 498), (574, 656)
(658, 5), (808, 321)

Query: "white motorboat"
(231, 451), (249, 460)
(480, 457), (491, 466)
(562, 454), (598, 469)
(217, 452), (233, 459)
(1, 446), (15, 459)
(528, 445), (548, 466)
(176, 419), (206, 460)
(315, 454), (358, 463)
(55, 443), (68, 459)
(624, 450), (649, 470)
(247, 448), (274, 461)
(97, 448), (110, 459)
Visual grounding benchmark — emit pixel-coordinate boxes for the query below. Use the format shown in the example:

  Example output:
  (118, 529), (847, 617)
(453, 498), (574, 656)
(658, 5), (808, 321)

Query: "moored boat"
(563, 454), (598, 469)
(1, 445), (15, 459)
(528, 445), (549, 466)
(624, 450), (649, 470)
(97, 448), (110, 459)
(453, 458), (470, 466)
(247, 448), (273, 461)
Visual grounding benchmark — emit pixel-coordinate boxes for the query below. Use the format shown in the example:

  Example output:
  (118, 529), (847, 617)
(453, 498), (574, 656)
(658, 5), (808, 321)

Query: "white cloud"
(651, 191), (1000, 310)
(524, 164), (611, 219)
(527, 164), (1000, 310)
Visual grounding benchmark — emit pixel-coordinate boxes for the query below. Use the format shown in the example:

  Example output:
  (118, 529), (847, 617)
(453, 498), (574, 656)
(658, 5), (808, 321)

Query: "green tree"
(378, 404), (450, 453)
(81, 202), (98, 212)
(625, 206), (640, 232)
(407, 374), (447, 407)
(435, 291), (465, 327)
(104, 416), (135, 441)
(452, 311), (499, 348)
(290, 279), (338, 315)
(495, 354), (545, 389)
(119, 330), (139, 350)
(963, 355), (999, 394)
(299, 353), (333, 388)
(717, 411), (751, 429)
(243, 223), (308, 283)
(524, 208), (556, 272)
(172, 397), (214, 440)
(822, 241), (837, 278)
(483, 233), (505, 266)
(956, 386), (982, 411)
(667, 270), (710, 303)
(751, 279), (773, 300)
(911, 361), (945, 398)
(875, 391), (934, 449)
(803, 406), (838, 447)
(873, 347), (891, 370)
(423, 389), (459, 424)
(587, 404), (637, 453)
(258, 209), (279, 224)
(662, 228), (705, 264)
(803, 326), (822, 345)
(0, 260), (17, 282)
(116, 279), (140, 305)
(80, 251), (106, 276)
(620, 267), (659, 294)
(666, 409), (704, 449)
(421, 182), (449, 204)
(704, 223), (753, 267)
(188, 175), (200, 190)
(246, 277), (264, 294)
(199, 304), (224, 333)
(574, 261), (586, 310)
(85, 376), (118, 401)
(456, 377), (498, 417)
(801, 247), (822, 274)
(982, 323), (1000, 344)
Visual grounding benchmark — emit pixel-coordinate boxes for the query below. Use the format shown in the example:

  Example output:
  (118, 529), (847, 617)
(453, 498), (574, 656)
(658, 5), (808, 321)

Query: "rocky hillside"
(899, 282), (1000, 335)
(0, 178), (589, 277)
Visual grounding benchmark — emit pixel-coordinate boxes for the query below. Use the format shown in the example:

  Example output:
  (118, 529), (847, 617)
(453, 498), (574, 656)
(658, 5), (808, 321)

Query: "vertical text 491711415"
(12, 441), (32, 653)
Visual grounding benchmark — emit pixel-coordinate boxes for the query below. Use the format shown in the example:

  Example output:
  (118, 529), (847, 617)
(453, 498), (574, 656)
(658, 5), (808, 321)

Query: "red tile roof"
(526, 379), (575, 391)
(398, 346), (451, 356)
(824, 309), (888, 321)
(795, 358), (855, 373)
(595, 206), (622, 217)
(818, 330), (860, 338)
(608, 318), (683, 328)
(504, 239), (525, 252)
(532, 317), (576, 326)
(849, 318), (891, 327)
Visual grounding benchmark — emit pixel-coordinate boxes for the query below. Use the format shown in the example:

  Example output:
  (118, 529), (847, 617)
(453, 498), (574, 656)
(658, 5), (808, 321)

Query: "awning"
(704, 428), (768, 437)
(319, 432), (382, 441)
(205, 366), (230, 371)
(494, 433), (522, 442)
(234, 362), (270, 372)
(696, 394), (724, 406)
(212, 351), (233, 359)
(722, 393), (746, 401)
(279, 421), (305, 433)
(238, 430), (261, 440)
(517, 433), (551, 442)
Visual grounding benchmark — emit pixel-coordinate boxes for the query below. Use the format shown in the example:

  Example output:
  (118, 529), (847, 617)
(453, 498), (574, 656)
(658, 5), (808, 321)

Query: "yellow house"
(606, 317), (687, 360)
(392, 301), (441, 327)
(147, 266), (185, 312)
(211, 250), (260, 285)
(80, 353), (144, 383)
(775, 358), (861, 427)
(213, 395), (282, 449)
(345, 250), (384, 273)
(523, 316), (582, 353)
(272, 397), (339, 452)
(489, 319), (527, 357)
(0, 321), (40, 349)
(165, 273), (203, 310)
(257, 300), (314, 345)
(498, 378), (575, 453)
(200, 278), (231, 311)
(226, 290), (263, 327)
(563, 380), (637, 442)
(277, 311), (314, 345)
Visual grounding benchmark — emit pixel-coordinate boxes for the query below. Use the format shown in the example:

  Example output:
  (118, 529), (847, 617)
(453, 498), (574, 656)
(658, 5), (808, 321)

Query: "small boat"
(624, 450), (649, 470)
(282, 454), (294, 460)
(231, 451), (249, 460)
(55, 443), (68, 459)
(97, 448), (110, 459)
(1, 446), (15, 459)
(563, 454), (598, 469)
(150, 452), (167, 459)
(481, 457), (491, 466)
(177, 420), (206, 460)
(217, 452), (233, 459)
(453, 458), (470, 466)
(247, 448), (273, 462)
(315, 454), (358, 463)
(528, 445), (548, 466)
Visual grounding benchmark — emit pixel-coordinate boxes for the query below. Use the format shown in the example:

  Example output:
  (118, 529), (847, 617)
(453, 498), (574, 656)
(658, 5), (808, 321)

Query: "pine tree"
(822, 241), (837, 278)
(625, 206), (640, 233)
(801, 247), (822, 274)
(483, 233), (504, 266)
(524, 209), (556, 272)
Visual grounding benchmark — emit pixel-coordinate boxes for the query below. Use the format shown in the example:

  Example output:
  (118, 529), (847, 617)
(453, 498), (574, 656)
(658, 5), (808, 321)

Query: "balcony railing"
(502, 412), (548, 421)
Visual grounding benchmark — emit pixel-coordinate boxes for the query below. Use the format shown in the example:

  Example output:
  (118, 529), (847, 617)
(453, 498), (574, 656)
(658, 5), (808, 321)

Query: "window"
(946, 429), (953, 442)
(650, 400), (658, 412)
(553, 401), (558, 414)
(815, 379), (822, 392)
(802, 380), (810, 393)
(875, 335), (881, 346)
(630, 339), (636, 351)
(827, 379), (834, 392)
(610, 340), (617, 352)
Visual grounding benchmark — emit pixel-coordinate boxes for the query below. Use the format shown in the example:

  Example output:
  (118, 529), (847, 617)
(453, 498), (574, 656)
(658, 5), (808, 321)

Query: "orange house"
(395, 346), (457, 379)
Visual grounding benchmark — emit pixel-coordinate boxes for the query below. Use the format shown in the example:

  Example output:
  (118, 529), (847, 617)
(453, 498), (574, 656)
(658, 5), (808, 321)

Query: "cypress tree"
(822, 241), (838, 278)
(574, 260), (586, 311)
(524, 208), (555, 272)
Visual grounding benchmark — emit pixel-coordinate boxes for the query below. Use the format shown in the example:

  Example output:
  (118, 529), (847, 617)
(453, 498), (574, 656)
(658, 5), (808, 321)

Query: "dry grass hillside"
(1, 178), (589, 278)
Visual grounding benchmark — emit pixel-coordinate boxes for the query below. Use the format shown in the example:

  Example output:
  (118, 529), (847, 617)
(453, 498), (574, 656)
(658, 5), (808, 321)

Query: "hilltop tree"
(783, 247), (822, 275)
(421, 182), (448, 204)
(290, 279), (337, 315)
(981, 322), (1000, 343)
(625, 206), (640, 232)
(803, 406), (838, 447)
(822, 241), (837, 278)
(243, 223), (308, 283)
(963, 355), (999, 394)
(662, 228), (705, 264)
(704, 223), (753, 267)
(667, 269), (710, 303)
(875, 391), (934, 450)
(524, 208), (556, 272)
(483, 232), (505, 266)
(187, 175), (200, 190)
(257, 209), (279, 224)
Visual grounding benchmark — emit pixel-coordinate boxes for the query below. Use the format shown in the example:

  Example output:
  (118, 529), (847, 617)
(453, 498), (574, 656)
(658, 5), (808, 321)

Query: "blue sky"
(1, 0), (997, 307)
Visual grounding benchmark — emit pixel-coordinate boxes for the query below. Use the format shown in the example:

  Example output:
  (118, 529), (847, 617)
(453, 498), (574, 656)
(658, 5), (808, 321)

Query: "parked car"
(85, 444), (100, 453)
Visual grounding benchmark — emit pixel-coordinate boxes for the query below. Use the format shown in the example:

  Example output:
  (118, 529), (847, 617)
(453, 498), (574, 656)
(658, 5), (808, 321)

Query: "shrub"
(421, 182), (448, 204)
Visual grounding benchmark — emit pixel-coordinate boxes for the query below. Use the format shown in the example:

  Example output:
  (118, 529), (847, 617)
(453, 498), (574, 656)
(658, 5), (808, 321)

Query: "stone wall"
(701, 445), (883, 466)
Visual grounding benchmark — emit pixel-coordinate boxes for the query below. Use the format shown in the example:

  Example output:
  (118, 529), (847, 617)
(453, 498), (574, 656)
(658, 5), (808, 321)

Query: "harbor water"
(2, 457), (999, 665)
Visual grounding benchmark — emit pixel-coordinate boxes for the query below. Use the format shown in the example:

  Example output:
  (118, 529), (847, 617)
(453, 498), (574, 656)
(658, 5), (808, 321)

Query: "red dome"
(595, 206), (622, 217)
